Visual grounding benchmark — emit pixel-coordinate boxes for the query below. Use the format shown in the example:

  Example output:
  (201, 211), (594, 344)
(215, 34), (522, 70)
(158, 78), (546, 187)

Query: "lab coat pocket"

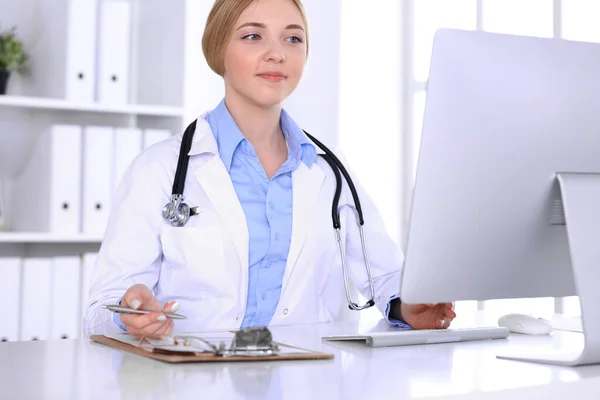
(160, 226), (227, 291)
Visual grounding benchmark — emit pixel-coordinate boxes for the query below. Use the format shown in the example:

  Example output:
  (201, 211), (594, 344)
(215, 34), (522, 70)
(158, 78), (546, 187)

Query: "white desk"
(1, 315), (599, 400)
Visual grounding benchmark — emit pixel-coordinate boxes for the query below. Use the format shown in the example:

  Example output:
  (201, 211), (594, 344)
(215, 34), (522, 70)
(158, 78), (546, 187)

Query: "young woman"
(84, 0), (456, 339)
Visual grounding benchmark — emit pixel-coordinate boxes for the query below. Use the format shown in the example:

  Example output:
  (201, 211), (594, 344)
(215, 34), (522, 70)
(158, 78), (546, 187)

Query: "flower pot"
(0, 69), (9, 95)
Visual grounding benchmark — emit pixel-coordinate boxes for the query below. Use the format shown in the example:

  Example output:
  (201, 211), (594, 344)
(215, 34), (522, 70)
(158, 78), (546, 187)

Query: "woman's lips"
(257, 73), (286, 83)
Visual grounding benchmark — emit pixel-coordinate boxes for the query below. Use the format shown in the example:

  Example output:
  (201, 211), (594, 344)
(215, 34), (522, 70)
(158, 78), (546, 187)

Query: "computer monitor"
(399, 29), (600, 366)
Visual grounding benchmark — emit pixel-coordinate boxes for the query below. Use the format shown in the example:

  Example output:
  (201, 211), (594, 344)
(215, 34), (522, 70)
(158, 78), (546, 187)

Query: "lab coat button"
(283, 308), (289, 315)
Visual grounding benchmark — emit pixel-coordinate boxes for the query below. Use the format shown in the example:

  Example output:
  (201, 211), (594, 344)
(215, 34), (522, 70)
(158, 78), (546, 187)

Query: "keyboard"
(321, 326), (509, 347)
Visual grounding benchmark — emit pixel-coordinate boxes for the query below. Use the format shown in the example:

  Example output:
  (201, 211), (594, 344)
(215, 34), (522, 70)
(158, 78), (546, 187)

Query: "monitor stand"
(497, 173), (600, 366)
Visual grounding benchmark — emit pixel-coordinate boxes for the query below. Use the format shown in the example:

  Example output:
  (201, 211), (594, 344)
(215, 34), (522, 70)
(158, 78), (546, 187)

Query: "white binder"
(82, 126), (114, 235)
(96, 0), (132, 104)
(50, 256), (81, 340)
(11, 125), (83, 233)
(21, 258), (52, 341)
(143, 129), (172, 149)
(113, 127), (142, 194)
(81, 252), (98, 324)
(25, 0), (98, 101)
(0, 257), (22, 342)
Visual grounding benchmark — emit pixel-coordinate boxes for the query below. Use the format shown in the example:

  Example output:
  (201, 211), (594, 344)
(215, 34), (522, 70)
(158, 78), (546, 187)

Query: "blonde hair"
(202, 0), (309, 77)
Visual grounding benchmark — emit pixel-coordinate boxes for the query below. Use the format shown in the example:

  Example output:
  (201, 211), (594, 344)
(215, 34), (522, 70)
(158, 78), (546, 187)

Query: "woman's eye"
(286, 36), (304, 44)
(243, 34), (261, 41)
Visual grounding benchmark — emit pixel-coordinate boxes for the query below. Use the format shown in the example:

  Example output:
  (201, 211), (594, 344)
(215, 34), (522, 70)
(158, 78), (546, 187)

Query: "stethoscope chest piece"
(162, 194), (192, 227)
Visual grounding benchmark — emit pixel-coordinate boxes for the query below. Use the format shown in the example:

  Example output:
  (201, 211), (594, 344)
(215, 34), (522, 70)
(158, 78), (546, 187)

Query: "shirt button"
(283, 308), (289, 315)
(261, 292), (267, 300)
(265, 262), (272, 269)
(275, 232), (280, 241)
(269, 201), (275, 209)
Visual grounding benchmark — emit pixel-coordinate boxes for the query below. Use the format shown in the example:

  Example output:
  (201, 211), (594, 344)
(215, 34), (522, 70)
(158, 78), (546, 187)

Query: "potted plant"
(0, 26), (29, 95)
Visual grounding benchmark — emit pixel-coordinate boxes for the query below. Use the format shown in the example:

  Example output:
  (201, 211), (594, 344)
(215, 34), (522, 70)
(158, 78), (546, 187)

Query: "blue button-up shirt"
(207, 100), (317, 327)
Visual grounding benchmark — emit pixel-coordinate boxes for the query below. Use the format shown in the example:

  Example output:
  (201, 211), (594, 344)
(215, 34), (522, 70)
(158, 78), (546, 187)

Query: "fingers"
(121, 284), (163, 312)
(439, 318), (453, 329)
(151, 319), (174, 339)
(443, 302), (457, 320)
(127, 320), (172, 340)
(122, 284), (152, 310)
(126, 317), (173, 340)
(163, 301), (181, 313)
(118, 287), (181, 338)
(438, 303), (456, 329)
(438, 316), (453, 329)
(121, 310), (167, 329)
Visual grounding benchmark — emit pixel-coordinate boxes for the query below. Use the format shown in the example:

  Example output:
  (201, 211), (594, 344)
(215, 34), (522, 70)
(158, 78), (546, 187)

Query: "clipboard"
(90, 327), (334, 364)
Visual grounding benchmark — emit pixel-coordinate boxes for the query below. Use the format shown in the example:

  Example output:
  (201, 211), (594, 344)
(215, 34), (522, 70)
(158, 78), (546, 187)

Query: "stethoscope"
(162, 120), (375, 311)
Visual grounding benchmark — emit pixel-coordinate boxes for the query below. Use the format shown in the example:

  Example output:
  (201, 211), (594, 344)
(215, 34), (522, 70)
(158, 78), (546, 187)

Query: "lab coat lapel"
(282, 161), (326, 295)
(194, 157), (249, 273)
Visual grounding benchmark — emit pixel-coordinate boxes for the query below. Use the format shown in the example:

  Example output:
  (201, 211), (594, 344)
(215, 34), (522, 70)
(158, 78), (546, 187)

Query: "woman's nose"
(264, 43), (286, 63)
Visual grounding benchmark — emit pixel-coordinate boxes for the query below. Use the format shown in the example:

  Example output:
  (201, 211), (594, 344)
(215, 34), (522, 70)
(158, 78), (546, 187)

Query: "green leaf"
(0, 26), (29, 73)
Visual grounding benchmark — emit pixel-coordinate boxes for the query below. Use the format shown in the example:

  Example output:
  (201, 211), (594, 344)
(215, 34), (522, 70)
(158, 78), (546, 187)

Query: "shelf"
(0, 232), (103, 244)
(0, 95), (185, 118)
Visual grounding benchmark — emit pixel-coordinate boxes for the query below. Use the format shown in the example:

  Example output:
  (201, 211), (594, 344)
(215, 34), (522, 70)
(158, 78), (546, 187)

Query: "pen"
(102, 304), (187, 320)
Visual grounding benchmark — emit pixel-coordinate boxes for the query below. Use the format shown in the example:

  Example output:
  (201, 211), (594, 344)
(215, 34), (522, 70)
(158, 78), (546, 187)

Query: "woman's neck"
(224, 93), (285, 152)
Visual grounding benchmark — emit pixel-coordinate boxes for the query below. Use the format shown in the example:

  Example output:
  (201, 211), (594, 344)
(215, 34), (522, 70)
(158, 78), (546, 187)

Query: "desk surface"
(1, 315), (599, 400)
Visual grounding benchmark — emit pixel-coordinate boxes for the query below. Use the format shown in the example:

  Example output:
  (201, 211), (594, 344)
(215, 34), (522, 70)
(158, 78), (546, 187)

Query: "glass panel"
(414, 0), (477, 82)
(482, 0), (553, 37)
(339, 0), (402, 244)
(562, 0), (600, 42)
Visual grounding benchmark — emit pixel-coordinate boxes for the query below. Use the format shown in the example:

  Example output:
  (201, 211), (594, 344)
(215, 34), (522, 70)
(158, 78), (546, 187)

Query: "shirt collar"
(280, 108), (317, 168)
(206, 99), (317, 171)
(206, 99), (246, 171)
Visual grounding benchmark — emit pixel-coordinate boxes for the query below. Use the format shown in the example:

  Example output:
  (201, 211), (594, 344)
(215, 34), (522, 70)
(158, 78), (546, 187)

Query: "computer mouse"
(497, 313), (553, 335)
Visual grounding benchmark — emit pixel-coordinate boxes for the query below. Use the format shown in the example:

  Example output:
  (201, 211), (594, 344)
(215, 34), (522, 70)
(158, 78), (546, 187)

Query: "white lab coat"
(83, 114), (405, 336)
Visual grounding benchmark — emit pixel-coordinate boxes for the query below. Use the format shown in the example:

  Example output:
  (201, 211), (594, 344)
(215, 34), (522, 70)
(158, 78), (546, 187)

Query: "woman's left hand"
(400, 302), (456, 329)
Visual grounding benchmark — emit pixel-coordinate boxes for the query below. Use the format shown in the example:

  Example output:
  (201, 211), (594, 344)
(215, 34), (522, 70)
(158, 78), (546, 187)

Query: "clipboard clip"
(150, 327), (281, 357)
(218, 326), (280, 357)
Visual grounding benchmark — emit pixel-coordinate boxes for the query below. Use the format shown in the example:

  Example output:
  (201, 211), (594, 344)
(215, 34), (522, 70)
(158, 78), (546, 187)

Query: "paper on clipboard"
(106, 332), (235, 354)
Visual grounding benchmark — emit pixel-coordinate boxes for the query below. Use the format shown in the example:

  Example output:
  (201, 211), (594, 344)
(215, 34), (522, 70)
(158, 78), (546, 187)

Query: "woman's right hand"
(119, 284), (180, 339)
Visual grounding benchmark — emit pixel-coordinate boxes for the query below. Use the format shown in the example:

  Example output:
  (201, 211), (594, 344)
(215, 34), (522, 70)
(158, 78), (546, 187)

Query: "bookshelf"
(0, 95), (185, 117)
(0, 232), (102, 244)
(0, 0), (204, 342)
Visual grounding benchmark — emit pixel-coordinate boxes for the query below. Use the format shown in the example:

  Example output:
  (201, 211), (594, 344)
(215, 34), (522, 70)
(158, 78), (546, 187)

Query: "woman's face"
(223, 0), (307, 108)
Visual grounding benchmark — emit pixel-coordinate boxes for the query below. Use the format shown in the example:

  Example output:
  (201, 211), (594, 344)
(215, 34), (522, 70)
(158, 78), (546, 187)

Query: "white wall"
(283, 0), (341, 146)
(183, 0), (224, 123)
(338, 0), (405, 246)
